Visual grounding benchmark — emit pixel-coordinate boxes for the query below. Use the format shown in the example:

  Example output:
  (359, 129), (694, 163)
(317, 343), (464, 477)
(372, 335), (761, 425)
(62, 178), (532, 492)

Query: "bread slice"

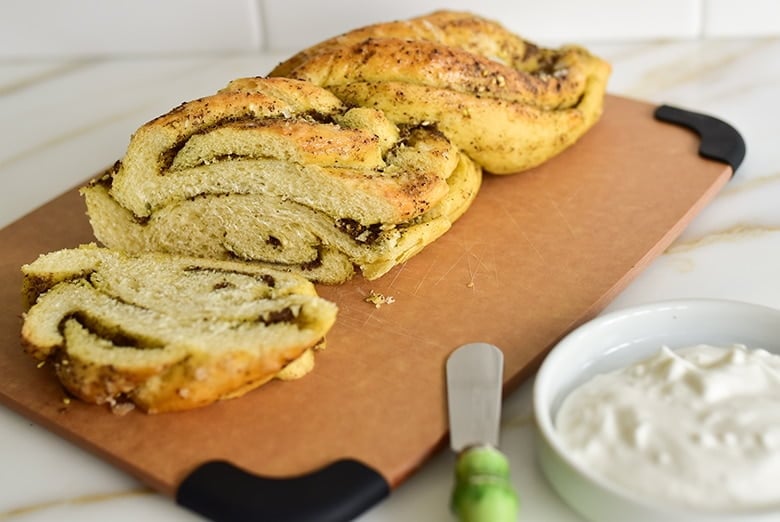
(82, 77), (481, 283)
(21, 244), (338, 414)
(269, 10), (611, 174)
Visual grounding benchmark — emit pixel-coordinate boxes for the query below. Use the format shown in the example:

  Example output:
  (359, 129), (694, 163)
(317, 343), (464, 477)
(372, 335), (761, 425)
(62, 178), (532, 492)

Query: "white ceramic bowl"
(534, 299), (780, 522)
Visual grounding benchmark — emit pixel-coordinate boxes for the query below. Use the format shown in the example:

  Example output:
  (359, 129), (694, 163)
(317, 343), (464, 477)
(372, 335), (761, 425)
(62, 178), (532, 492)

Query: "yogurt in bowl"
(533, 299), (780, 522)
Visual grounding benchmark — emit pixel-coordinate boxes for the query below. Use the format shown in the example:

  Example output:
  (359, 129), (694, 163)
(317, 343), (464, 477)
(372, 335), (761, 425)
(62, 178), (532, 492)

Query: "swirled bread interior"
(83, 77), (481, 283)
(21, 244), (338, 413)
(270, 10), (611, 174)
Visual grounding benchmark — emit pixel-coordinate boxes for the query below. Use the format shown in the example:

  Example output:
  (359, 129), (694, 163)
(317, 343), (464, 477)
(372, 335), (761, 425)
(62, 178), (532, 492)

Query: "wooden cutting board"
(0, 96), (738, 520)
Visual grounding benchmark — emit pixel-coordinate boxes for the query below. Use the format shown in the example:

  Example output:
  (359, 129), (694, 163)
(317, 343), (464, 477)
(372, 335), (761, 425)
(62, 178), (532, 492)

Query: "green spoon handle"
(451, 445), (519, 522)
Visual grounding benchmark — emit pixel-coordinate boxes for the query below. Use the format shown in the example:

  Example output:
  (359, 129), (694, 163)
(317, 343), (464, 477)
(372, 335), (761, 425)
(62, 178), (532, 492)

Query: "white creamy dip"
(555, 344), (780, 510)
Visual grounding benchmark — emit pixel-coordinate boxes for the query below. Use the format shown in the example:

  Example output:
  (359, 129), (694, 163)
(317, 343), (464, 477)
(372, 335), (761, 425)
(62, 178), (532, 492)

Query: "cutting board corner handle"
(176, 458), (389, 522)
(654, 104), (746, 176)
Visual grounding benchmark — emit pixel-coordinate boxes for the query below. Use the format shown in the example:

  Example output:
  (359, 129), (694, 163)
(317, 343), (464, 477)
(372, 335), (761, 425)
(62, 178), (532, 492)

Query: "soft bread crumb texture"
(20, 244), (338, 414)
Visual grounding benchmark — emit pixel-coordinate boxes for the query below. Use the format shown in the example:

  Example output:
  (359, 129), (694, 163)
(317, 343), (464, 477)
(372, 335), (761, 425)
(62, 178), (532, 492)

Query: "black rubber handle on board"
(654, 104), (746, 175)
(176, 459), (389, 522)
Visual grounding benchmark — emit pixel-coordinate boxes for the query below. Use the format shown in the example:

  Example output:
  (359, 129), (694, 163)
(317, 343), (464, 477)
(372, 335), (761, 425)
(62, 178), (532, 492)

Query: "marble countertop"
(1, 38), (778, 521)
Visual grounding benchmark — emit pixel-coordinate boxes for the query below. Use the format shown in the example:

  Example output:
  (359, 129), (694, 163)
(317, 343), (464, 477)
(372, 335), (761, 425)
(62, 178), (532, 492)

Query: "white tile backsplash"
(262, 0), (702, 51)
(0, 0), (261, 57)
(703, 0), (780, 37)
(0, 0), (777, 58)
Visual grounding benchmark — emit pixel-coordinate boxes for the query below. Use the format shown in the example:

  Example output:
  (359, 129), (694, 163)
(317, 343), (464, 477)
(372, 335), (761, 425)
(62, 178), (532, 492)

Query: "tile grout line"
(252, 0), (269, 52)
(696, 0), (706, 38)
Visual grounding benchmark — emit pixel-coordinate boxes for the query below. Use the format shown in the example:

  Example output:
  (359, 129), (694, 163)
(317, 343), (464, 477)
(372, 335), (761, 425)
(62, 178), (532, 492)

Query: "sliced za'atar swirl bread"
(21, 244), (338, 414)
(82, 77), (481, 284)
(270, 10), (611, 174)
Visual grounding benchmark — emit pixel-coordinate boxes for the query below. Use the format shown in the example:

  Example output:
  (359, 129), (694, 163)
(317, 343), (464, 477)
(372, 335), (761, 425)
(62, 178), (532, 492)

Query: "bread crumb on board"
(365, 290), (395, 308)
(110, 402), (136, 416)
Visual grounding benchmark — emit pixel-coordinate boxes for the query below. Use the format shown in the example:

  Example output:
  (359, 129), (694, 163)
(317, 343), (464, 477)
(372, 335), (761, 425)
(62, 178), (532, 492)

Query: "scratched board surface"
(0, 95), (730, 495)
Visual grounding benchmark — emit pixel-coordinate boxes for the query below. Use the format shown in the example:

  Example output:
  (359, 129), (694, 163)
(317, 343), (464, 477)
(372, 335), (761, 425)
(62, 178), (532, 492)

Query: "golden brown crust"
(270, 10), (538, 78)
(269, 10), (611, 174)
(274, 32), (588, 110)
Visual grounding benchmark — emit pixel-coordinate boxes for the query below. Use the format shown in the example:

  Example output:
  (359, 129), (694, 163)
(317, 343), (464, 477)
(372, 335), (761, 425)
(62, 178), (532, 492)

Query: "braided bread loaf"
(269, 10), (611, 174)
(83, 77), (481, 283)
(21, 244), (338, 413)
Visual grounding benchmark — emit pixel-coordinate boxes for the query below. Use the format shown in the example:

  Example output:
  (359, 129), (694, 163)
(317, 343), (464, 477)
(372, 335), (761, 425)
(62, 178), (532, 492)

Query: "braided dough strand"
(270, 11), (611, 174)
